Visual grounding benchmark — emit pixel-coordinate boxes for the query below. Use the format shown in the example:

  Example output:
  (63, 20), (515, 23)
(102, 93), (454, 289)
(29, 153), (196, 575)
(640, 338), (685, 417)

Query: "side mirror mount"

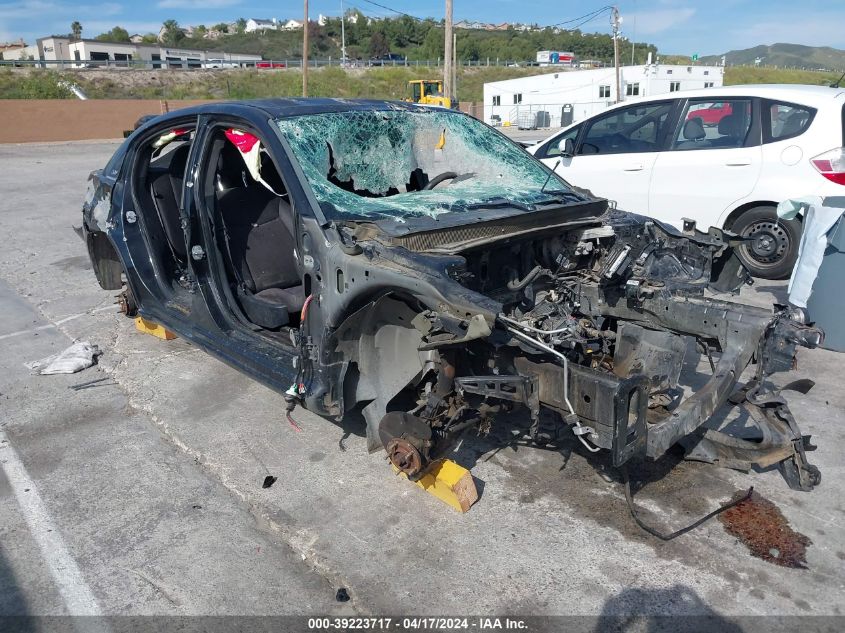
(561, 137), (575, 158)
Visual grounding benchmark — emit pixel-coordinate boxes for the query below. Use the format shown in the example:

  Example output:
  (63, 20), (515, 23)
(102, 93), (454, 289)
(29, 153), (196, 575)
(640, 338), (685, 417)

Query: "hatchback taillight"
(811, 147), (845, 185)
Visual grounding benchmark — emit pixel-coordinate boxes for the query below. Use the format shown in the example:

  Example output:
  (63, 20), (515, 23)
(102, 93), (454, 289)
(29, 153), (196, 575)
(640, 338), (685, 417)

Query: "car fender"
(717, 196), (801, 230)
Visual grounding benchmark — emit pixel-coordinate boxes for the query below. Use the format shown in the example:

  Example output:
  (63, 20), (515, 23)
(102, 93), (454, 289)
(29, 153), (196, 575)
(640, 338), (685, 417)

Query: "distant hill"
(700, 43), (845, 71)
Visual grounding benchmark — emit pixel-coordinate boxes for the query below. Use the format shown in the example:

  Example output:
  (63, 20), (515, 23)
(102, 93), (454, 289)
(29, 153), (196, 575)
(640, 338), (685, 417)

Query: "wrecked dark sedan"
(82, 99), (824, 493)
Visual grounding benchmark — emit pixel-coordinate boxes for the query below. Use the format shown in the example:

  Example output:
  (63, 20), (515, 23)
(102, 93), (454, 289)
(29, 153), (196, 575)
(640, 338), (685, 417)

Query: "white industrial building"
(483, 60), (724, 128)
(17, 36), (261, 69)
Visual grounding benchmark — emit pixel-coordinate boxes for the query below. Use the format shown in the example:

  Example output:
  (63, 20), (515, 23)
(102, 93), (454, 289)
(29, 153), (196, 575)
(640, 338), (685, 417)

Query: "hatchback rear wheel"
(732, 206), (801, 280)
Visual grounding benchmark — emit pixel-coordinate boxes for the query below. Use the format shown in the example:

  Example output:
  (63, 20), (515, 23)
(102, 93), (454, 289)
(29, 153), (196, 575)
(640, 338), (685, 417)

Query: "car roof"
(150, 98), (435, 123)
(666, 83), (845, 105)
(596, 84), (845, 113)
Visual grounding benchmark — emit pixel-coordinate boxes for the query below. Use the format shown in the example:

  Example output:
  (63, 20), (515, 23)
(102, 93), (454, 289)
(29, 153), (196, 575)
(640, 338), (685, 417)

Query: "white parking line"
(0, 323), (56, 341)
(0, 305), (117, 341)
(0, 428), (102, 616)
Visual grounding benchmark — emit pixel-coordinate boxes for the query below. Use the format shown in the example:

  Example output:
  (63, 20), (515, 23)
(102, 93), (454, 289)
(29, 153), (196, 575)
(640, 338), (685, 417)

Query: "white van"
(528, 84), (845, 278)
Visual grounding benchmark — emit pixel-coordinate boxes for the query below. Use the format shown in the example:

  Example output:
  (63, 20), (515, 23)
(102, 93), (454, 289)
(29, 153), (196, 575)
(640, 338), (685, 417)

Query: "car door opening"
(132, 125), (196, 286)
(205, 128), (304, 330)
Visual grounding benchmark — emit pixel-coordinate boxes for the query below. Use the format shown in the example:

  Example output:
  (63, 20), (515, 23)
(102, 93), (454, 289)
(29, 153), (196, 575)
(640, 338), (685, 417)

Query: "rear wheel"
(731, 206), (801, 280)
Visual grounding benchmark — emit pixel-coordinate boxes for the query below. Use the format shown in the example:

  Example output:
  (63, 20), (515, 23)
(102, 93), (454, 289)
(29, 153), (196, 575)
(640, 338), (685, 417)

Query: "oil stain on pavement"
(719, 490), (812, 568)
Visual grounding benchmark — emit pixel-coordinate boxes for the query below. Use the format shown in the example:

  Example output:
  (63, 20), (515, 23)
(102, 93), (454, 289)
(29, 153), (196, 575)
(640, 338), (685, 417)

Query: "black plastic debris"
(70, 376), (116, 391)
(335, 588), (350, 602)
(262, 475), (277, 489)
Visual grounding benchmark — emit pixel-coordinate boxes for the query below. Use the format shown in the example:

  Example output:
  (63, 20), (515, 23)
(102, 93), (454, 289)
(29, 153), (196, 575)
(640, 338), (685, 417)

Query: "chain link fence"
(0, 58), (543, 71)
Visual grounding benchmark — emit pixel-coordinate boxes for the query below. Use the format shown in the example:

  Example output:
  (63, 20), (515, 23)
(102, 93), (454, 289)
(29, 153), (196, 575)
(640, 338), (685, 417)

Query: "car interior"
(203, 129), (305, 331)
(578, 103), (672, 155)
(147, 134), (191, 263)
(134, 127), (196, 283)
(770, 104), (813, 140)
(675, 101), (752, 150)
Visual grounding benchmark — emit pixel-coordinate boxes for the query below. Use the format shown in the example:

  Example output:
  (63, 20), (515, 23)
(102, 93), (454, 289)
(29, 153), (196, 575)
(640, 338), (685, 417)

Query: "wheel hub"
(741, 220), (789, 265)
(378, 411), (433, 478)
(385, 438), (423, 477)
(117, 288), (137, 317)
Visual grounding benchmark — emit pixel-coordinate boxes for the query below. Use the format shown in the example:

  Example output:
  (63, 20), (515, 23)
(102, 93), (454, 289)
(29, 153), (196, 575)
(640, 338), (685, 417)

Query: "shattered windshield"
(275, 108), (573, 222)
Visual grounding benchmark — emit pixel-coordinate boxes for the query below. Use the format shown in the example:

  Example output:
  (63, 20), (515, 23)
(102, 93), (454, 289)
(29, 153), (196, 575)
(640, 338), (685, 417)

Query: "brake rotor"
(378, 411), (433, 478)
(385, 438), (423, 477)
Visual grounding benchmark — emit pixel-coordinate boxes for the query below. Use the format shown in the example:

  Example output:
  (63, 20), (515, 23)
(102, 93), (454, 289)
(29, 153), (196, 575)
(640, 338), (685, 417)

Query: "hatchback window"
(579, 103), (673, 155)
(766, 101), (815, 142)
(672, 98), (752, 151)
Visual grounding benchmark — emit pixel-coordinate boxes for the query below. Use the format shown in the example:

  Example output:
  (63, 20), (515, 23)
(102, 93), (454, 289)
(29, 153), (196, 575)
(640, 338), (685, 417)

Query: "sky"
(1, 0), (844, 56)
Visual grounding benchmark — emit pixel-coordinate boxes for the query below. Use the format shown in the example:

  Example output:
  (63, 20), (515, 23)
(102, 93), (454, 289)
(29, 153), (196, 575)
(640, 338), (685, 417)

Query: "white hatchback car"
(528, 84), (845, 278)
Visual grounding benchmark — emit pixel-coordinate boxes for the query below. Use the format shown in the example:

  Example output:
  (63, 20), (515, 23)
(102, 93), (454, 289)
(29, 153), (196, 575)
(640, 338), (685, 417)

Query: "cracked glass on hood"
(275, 109), (572, 222)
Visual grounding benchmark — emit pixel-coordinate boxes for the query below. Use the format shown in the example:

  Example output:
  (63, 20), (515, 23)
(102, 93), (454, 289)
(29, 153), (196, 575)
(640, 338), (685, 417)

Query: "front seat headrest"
(717, 114), (744, 138)
(683, 117), (706, 141)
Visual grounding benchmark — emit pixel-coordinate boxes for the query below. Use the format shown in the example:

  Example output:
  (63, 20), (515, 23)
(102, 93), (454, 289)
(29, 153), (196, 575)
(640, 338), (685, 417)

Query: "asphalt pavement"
(0, 141), (843, 627)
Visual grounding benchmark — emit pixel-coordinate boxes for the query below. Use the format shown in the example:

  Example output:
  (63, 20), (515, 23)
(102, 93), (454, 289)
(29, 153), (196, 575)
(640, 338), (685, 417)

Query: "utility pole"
(340, 0), (347, 65)
(303, 0), (309, 96)
(452, 31), (457, 104)
(611, 6), (622, 102)
(444, 0), (453, 102)
(630, 14), (636, 65)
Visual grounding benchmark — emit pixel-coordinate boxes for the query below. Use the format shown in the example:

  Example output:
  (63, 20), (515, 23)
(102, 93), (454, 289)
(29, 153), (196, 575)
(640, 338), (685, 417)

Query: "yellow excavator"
(406, 79), (456, 109)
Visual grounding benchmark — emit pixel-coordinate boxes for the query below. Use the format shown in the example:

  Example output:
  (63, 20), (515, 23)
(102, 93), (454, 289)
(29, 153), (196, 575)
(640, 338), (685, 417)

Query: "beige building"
(0, 39), (27, 59)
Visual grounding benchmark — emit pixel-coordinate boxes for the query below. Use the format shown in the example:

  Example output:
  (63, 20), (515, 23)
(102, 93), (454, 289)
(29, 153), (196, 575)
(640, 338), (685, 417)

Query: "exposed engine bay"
(344, 210), (823, 493)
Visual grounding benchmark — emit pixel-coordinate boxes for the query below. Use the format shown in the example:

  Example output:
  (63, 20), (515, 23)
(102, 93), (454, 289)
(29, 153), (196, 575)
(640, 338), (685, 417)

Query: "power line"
(560, 11), (613, 32)
(551, 5), (613, 27)
(357, 0), (425, 21)
(354, 0), (616, 33)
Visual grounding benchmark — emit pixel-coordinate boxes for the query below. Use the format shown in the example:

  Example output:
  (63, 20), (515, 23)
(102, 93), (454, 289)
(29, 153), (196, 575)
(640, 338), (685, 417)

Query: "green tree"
(420, 27), (443, 59)
(141, 33), (158, 44)
(369, 31), (388, 57)
(236, 18), (247, 35)
(95, 26), (130, 43)
(161, 19), (184, 45)
(344, 10), (367, 46)
(212, 23), (229, 34)
(70, 21), (82, 40)
(194, 24), (208, 39)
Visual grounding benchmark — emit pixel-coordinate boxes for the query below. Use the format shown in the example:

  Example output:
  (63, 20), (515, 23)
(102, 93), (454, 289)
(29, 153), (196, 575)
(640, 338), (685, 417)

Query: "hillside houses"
(244, 18), (303, 33)
(245, 18), (278, 33)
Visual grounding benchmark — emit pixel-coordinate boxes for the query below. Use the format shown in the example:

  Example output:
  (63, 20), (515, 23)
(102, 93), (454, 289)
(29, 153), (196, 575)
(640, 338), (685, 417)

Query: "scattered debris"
(719, 490), (812, 568)
(335, 588), (350, 602)
(338, 431), (351, 452)
(69, 376), (116, 391)
(262, 476), (277, 489)
(286, 411), (303, 432)
(26, 340), (101, 375)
